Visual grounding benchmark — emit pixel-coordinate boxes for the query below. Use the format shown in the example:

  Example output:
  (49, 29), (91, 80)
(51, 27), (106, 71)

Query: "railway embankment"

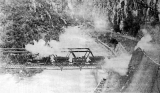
(103, 48), (160, 93)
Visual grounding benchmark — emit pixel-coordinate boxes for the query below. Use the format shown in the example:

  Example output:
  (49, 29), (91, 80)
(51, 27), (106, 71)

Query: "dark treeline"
(0, 0), (160, 48)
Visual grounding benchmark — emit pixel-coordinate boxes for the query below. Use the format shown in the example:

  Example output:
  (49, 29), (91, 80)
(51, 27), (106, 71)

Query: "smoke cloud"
(25, 25), (132, 76)
(135, 29), (155, 51)
(25, 26), (109, 58)
(25, 39), (54, 57)
(103, 53), (131, 76)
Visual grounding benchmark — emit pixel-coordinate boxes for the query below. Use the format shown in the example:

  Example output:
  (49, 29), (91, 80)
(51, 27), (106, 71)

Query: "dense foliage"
(103, 0), (160, 37)
(1, 0), (160, 48)
(1, 0), (68, 48)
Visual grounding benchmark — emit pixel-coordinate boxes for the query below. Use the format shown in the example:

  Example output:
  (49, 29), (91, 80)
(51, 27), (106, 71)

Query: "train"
(1, 48), (105, 66)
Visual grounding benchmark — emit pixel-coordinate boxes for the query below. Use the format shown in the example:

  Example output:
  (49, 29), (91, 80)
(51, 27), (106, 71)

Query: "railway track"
(2, 64), (102, 70)
(93, 78), (107, 93)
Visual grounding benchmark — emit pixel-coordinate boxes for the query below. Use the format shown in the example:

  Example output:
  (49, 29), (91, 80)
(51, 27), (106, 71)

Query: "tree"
(1, 0), (67, 48)
(109, 0), (159, 37)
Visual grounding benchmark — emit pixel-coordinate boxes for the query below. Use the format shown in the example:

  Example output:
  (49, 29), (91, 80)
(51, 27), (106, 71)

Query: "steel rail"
(93, 78), (107, 93)
(3, 64), (102, 71)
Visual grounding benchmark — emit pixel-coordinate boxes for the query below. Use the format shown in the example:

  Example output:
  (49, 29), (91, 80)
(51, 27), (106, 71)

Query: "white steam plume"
(25, 39), (54, 57)
(102, 53), (131, 76)
(25, 26), (109, 58)
(135, 29), (154, 51)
